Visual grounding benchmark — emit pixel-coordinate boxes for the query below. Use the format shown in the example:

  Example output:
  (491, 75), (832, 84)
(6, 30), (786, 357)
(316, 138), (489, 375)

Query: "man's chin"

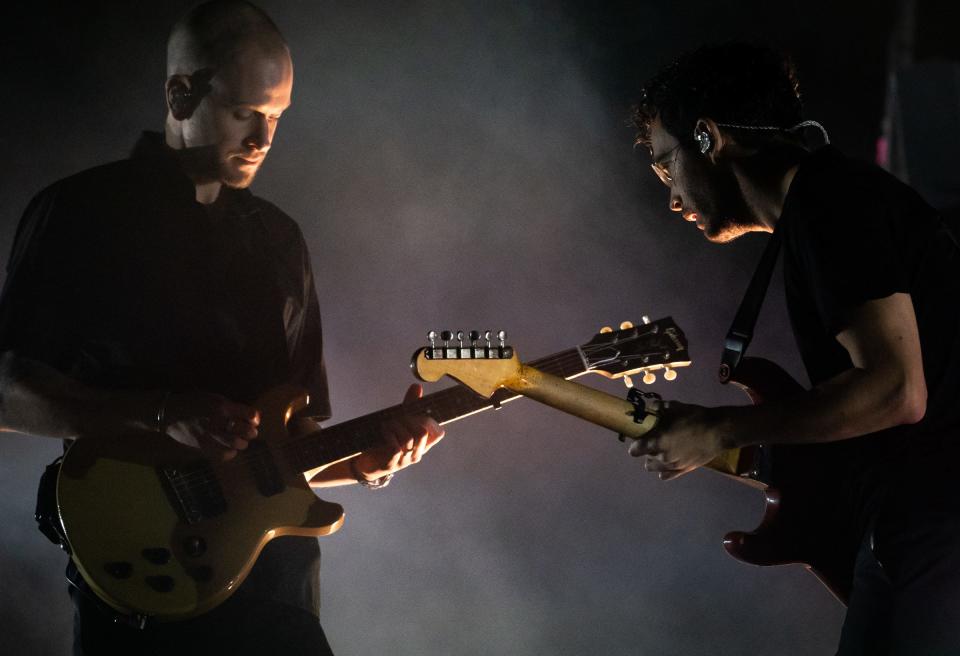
(704, 228), (739, 244)
(220, 168), (258, 189)
(223, 178), (255, 190)
(703, 217), (750, 244)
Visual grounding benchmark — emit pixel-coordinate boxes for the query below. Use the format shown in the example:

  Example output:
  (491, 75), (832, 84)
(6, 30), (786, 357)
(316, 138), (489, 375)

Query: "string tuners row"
(424, 330), (513, 360)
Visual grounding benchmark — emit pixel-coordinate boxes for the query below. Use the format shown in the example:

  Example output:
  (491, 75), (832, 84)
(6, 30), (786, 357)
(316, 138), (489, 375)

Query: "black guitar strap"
(718, 229), (783, 383)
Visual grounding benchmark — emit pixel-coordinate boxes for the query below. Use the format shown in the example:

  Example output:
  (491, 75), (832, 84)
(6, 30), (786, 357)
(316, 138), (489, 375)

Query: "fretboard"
(281, 345), (590, 474)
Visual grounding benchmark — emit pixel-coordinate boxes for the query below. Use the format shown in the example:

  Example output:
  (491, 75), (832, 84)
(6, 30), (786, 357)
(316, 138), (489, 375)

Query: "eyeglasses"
(650, 144), (681, 185)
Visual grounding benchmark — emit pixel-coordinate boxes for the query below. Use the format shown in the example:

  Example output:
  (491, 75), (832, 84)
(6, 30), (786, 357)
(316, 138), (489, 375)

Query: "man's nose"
(245, 115), (272, 151)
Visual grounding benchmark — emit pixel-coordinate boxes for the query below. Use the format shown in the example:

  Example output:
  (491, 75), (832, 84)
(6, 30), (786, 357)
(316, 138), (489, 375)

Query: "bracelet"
(156, 391), (171, 434)
(349, 458), (393, 490)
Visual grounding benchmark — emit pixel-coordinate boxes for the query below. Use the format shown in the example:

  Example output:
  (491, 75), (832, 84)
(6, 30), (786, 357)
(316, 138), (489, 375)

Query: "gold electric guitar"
(56, 317), (690, 622)
(413, 340), (853, 603)
(411, 333), (759, 483)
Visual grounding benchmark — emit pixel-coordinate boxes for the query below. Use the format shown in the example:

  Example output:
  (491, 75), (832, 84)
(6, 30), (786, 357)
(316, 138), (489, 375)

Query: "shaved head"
(167, 0), (288, 78)
(164, 1), (294, 201)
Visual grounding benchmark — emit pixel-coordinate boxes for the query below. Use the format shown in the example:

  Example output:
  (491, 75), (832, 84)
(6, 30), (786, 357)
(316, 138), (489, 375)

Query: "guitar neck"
(502, 364), (760, 483)
(282, 346), (592, 474)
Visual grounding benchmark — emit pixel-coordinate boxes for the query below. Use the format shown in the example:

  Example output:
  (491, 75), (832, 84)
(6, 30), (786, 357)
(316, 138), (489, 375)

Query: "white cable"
(715, 119), (831, 145)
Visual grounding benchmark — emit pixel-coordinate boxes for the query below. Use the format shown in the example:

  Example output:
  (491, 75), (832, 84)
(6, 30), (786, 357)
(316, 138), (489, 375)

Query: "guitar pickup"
(159, 462), (228, 524)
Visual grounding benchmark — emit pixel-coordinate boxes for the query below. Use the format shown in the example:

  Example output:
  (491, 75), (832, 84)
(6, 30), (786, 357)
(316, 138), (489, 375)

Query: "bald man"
(0, 2), (442, 653)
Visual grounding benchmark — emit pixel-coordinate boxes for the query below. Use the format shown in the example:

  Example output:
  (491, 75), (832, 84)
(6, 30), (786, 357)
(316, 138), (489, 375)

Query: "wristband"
(350, 458), (393, 489)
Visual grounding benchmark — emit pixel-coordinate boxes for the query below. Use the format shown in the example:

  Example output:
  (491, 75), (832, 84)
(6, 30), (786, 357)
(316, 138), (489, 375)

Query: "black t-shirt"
(0, 133), (331, 617)
(779, 146), (960, 498)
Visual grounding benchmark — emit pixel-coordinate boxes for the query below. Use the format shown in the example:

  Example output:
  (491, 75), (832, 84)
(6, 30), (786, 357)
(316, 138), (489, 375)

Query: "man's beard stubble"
(699, 163), (756, 243)
(220, 159), (259, 189)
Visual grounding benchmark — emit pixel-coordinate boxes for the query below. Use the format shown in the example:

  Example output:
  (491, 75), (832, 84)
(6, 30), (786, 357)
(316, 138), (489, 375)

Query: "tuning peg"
(642, 316), (651, 324)
(440, 330), (453, 346)
(622, 374), (634, 389)
(427, 330), (437, 348)
(497, 330), (507, 347)
(457, 330), (464, 348)
(642, 371), (656, 385)
(599, 326), (613, 334)
(484, 330), (492, 347)
(468, 330), (483, 357)
(619, 321), (634, 330)
(664, 367), (677, 381)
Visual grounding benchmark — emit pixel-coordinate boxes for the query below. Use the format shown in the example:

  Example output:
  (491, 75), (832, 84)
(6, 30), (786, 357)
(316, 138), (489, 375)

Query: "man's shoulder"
(789, 147), (937, 227)
(805, 148), (929, 201)
(798, 147), (882, 198)
(15, 158), (143, 246)
(244, 193), (296, 224)
(33, 157), (151, 206)
(240, 192), (309, 249)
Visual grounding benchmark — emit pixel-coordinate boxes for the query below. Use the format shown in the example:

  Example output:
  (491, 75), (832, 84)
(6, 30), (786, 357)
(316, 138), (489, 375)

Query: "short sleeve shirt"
(780, 146), (960, 478)
(0, 132), (331, 616)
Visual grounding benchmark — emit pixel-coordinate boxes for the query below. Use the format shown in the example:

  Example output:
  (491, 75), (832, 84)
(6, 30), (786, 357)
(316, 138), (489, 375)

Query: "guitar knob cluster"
(141, 547), (171, 565)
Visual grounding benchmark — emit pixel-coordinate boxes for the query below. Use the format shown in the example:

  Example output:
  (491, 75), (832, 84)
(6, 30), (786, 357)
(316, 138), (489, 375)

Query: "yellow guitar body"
(56, 386), (345, 621)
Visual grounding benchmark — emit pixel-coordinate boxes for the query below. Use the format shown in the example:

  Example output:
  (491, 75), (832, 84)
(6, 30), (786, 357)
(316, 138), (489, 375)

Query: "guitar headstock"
(578, 316), (690, 385)
(411, 318), (690, 397)
(412, 330), (521, 397)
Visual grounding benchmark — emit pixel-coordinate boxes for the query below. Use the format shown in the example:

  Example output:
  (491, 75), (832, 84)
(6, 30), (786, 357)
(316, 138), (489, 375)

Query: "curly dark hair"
(632, 43), (803, 150)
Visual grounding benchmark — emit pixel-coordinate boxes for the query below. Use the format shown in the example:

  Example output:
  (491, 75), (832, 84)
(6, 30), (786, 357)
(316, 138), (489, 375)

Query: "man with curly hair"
(629, 43), (960, 653)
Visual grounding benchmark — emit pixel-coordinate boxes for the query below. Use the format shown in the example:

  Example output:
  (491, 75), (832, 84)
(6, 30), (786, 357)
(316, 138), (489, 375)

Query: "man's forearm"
(286, 416), (361, 488)
(306, 459), (363, 488)
(722, 364), (926, 449)
(0, 352), (155, 439)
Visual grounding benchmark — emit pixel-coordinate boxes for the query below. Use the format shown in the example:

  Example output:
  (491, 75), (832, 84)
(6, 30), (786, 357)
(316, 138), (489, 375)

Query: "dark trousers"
(837, 480), (960, 655)
(70, 585), (335, 656)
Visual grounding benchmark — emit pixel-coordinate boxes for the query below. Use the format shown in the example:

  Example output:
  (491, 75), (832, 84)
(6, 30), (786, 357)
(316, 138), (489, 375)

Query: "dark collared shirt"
(0, 132), (330, 618)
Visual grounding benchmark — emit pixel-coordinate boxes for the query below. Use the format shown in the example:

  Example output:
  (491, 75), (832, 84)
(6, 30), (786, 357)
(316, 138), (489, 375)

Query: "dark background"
(0, 1), (955, 654)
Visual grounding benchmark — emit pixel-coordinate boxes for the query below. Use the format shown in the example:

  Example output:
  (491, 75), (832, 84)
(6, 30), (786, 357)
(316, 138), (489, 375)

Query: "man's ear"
(693, 118), (726, 162)
(166, 75), (200, 121)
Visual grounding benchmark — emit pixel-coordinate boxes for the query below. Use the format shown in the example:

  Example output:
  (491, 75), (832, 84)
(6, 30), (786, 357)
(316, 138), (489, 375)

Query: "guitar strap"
(718, 229), (783, 383)
(35, 456), (68, 548)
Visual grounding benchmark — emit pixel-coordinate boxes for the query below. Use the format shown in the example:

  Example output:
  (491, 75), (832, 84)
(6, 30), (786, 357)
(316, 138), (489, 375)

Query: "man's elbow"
(894, 376), (927, 426)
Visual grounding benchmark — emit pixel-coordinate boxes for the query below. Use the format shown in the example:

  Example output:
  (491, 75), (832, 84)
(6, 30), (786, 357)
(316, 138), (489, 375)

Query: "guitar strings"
(166, 350), (586, 490)
(165, 345), (658, 492)
(167, 329), (675, 491)
(165, 333), (675, 491)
